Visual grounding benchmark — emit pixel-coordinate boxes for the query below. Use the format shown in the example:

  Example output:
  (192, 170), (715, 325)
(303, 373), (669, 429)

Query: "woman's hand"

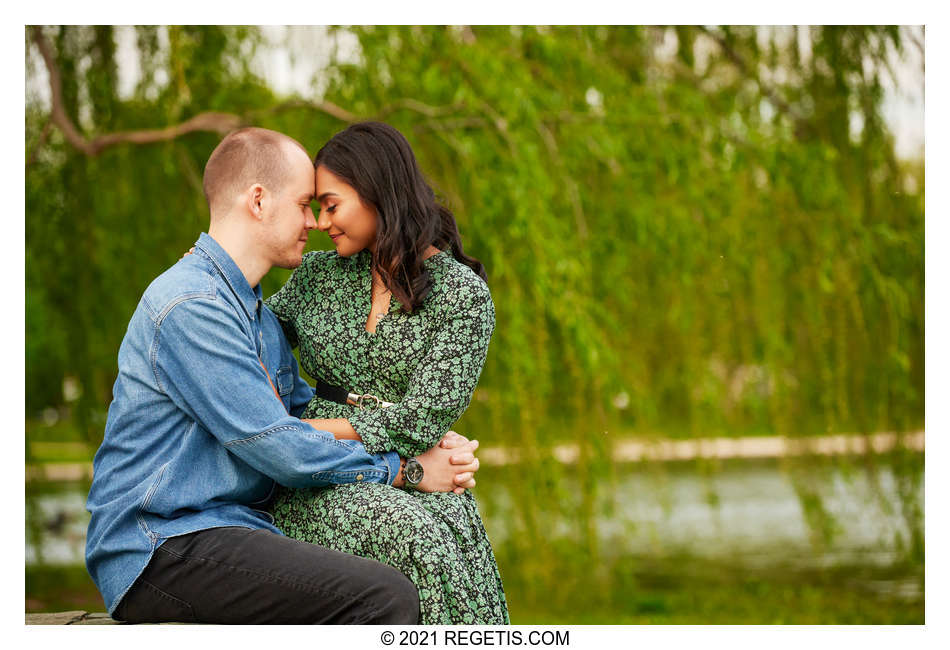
(438, 431), (480, 493)
(409, 438), (480, 494)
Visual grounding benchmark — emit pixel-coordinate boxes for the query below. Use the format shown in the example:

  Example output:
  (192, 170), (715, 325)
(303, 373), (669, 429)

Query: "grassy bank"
(499, 553), (923, 624)
(26, 565), (106, 614)
(27, 554), (923, 624)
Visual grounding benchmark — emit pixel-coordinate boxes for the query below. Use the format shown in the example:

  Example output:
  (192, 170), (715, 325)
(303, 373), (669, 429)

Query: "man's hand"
(408, 435), (480, 495)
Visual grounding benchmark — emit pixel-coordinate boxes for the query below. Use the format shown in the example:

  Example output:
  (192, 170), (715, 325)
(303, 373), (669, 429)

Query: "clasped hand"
(410, 431), (480, 495)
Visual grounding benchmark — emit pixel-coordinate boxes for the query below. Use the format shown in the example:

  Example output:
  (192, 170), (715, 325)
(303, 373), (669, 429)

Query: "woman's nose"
(316, 208), (330, 231)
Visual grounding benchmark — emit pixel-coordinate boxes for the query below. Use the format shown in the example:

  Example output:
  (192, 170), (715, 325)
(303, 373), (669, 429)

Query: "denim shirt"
(85, 233), (400, 615)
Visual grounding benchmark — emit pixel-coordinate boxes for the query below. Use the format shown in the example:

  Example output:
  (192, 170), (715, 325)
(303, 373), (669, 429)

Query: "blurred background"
(25, 25), (924, 623)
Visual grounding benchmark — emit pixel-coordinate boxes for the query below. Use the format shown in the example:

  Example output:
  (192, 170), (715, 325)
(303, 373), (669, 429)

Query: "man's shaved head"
(202, 127), (310, 217)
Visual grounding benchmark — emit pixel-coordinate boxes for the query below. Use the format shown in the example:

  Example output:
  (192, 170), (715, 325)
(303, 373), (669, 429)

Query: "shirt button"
(356, 473), (364, 481)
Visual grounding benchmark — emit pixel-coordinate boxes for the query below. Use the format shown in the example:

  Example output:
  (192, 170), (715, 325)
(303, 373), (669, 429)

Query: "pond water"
(26, 456), (923, 573)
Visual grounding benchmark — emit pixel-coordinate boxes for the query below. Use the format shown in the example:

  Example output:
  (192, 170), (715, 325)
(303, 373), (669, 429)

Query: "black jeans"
(113, 526), (419, 624)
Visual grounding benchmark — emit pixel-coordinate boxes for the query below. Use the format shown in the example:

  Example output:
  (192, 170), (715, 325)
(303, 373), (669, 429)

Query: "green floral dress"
(265, 249), (509, 625)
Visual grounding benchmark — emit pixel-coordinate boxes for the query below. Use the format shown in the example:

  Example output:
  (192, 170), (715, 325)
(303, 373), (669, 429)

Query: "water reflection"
(479, 459), (922, 567)
(26, 459), (923, 571)
(26, 489), (89, 565)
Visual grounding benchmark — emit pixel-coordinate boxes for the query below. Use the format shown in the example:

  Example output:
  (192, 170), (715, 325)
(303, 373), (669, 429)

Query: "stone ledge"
(26, 611), (119, 625)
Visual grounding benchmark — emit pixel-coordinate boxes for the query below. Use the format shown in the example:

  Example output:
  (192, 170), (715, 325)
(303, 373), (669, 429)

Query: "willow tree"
(25, 25), (924, 608)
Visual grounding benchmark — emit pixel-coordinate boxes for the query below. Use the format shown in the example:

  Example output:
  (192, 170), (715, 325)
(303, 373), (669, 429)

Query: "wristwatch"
(402, 457), (424, 490)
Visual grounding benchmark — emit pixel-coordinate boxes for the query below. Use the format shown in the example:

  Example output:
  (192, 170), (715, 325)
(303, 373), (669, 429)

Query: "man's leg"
(114, 527), (419, 624)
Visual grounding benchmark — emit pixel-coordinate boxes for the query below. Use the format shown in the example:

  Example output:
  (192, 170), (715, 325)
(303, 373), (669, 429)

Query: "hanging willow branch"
(245, 98), (359, 124)
(29, 26), (244, 156)
(29, 27), (363, 157)
(25, 119), (52, 167)
(696, 26), (808, 131)
(28, 26), (492, 161)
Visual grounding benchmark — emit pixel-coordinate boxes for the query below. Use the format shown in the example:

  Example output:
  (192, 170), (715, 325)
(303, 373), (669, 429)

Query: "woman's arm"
(302, 419), (480, 493)
(302, 418), (361, 441)
(346, 279), (495, 458)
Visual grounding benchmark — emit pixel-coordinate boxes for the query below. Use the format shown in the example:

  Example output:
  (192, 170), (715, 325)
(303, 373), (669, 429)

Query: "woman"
(266, 122), (509, 624)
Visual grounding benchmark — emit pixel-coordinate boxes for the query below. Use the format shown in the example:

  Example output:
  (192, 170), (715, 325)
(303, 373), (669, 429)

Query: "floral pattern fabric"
(265, 249), (509, 625)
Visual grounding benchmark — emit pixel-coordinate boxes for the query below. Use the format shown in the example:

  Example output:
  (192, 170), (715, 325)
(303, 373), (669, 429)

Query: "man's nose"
(305, 206), (318, 230)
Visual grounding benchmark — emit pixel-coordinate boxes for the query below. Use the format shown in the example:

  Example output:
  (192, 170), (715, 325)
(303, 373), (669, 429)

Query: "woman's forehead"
(315, 166), (354, 196)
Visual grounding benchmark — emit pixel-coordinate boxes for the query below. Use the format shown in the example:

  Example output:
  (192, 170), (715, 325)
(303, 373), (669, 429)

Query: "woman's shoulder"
(428, 252), (492, 306)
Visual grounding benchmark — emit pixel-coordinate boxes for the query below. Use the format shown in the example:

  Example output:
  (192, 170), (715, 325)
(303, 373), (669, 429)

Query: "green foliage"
(25, 26), (924, 615)
(25, 25), (923, 440)
(499, 553), (923, 624)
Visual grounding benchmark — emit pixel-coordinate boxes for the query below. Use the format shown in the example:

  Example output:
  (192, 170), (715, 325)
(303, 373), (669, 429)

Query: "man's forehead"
(284, 139), (312, 163)
(294, 172), (316, 198)
(289, 153), (316, 181)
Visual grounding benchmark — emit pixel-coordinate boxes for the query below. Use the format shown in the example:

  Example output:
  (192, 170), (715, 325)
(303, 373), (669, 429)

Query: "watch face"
(405, 458), (424, 485)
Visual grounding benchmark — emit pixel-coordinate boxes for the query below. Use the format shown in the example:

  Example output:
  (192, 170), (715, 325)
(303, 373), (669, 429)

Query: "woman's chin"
(334, 244), (366, 257)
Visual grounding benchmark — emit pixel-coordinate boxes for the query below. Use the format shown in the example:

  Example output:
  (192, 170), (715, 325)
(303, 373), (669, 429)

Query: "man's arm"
(154, 296), (400, 488)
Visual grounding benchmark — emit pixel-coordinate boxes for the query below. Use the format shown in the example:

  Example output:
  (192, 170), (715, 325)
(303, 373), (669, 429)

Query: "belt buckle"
(357, 393), (383, 411)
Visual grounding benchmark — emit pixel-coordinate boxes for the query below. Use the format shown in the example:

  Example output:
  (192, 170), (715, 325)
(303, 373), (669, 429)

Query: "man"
(85, 127), (481, 624)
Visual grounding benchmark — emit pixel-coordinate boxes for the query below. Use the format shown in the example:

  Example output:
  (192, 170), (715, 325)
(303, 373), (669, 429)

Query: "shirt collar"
(193, 232), (263, 320)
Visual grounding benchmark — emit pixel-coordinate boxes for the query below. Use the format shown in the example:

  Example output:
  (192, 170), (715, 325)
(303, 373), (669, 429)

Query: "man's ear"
(244, 184), (265, 220)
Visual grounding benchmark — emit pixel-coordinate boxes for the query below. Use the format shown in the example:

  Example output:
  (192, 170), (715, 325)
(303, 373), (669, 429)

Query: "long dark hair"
(314, 121), (486, 313)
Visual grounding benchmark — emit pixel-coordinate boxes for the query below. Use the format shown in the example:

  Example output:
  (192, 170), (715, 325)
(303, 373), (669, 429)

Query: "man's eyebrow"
(297, 192), (315, 202)
(316, 191), (339, 201)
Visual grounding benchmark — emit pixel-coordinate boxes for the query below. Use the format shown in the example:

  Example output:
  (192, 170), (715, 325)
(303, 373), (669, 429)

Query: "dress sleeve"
(264, 252), (317, 349)
(348, 278), (496, 457)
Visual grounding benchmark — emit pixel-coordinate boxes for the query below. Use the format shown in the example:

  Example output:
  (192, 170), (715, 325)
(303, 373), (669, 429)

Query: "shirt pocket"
(275, 366), (293, 396)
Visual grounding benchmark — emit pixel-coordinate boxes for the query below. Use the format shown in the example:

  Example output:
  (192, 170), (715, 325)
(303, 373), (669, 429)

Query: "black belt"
(314, 377), (394, 410)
